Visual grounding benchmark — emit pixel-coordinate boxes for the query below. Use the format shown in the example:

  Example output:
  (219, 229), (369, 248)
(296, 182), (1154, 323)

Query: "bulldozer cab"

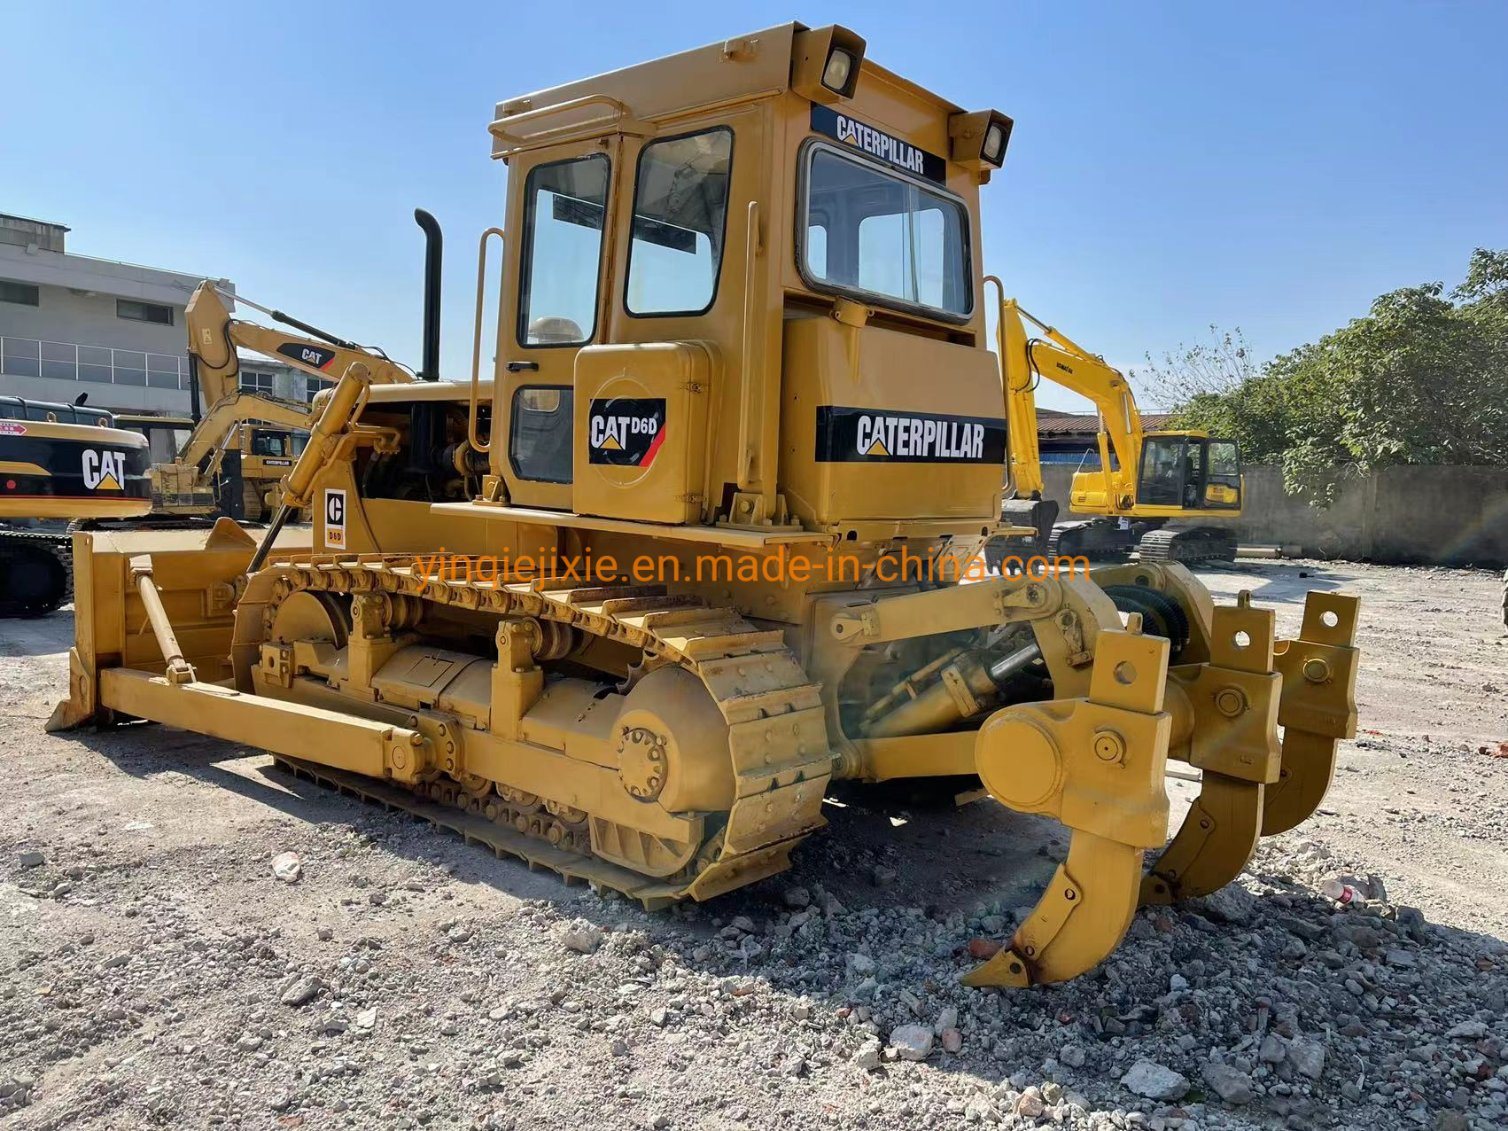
(475, 23), (1013, 536)
(1136, 432), (1242, 513)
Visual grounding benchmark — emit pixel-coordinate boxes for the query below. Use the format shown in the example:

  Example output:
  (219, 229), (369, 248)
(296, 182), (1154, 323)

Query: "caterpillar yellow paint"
(49, 23), (1359, 987)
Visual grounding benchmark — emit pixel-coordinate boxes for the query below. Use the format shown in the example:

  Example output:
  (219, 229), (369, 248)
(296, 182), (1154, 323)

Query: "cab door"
(1201, 439), (1242, 510)
(494, 137), (621, 510)
(1136, 435), (1188, 509)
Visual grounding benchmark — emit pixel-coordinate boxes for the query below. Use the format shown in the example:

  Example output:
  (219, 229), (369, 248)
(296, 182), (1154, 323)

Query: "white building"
(0, 213), (316, 416)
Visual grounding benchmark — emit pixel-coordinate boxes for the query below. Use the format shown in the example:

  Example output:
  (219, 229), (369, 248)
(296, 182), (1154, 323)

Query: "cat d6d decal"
(51, 22), (1360, 990)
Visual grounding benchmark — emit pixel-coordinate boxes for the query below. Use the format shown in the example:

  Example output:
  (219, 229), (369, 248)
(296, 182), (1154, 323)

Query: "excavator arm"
(998, 297), (1142, 514)
(176, 282), (415, 475)
(149, 282), (418, 517)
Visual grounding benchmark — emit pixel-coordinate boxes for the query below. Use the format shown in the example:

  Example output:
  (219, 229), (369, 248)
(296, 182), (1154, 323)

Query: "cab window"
(509, 386), (574, 483)
(1205, 439), (1241, 508)
(517, 154), (611, 347)
(625, 128), (733, 316)
(251, 431), (290, 457)
(801, 145), (971, 319)
(1137, 436), (1188, 507)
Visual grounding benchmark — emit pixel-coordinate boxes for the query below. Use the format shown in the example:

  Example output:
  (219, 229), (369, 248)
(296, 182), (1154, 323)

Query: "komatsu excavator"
(0, 396), (152, 615)
(49, 24), (1360, 986)
(152, 276), (418, 519)
(992, 300), (1244, 566)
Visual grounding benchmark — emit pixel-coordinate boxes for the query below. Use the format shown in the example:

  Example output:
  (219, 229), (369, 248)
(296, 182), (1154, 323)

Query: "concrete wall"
(1040, 464), (1508, 568)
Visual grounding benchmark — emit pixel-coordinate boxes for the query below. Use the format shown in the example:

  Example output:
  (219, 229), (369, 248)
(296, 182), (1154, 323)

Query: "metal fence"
(0, 334), (191, 390)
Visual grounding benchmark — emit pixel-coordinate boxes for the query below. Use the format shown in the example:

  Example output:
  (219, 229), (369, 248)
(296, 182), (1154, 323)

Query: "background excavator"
(48, 23), (1359, 988)
(144, 279), (417, 520)
(114, 410), (309, 523)
(990, 299), (1244, 568)
(0, 395), (152, 615)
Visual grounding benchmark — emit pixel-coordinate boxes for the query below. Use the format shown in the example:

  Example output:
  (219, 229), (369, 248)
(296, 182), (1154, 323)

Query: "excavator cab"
(1136, 433), (1242, 512)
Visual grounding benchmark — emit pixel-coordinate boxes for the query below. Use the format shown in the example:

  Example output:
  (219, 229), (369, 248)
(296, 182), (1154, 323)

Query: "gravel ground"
(1, 560), (1505, 1130)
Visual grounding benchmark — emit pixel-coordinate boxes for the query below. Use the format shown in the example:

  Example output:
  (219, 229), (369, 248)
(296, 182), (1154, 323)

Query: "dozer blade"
(1142, 593), (1280, 904)
(1262, 592), (1360, 835)
(966, 629), (1172, 986)
(46, 517), (311, 733)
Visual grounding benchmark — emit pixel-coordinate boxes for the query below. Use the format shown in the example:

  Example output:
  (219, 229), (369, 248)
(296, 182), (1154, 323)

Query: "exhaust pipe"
(409, 209), (446, 475)
(414, 209), (443, 383)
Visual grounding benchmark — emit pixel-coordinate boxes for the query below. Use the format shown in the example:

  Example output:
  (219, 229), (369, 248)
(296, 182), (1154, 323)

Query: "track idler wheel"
(965, 629), (1172, 987)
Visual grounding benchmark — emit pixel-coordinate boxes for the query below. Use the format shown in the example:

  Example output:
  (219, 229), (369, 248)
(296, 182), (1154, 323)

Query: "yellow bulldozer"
(48, 23), (1360, 986)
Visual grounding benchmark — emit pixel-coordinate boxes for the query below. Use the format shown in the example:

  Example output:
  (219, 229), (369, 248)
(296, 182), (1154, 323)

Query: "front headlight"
(982, 123), (1006, 166)
(822, 48), (855, 94)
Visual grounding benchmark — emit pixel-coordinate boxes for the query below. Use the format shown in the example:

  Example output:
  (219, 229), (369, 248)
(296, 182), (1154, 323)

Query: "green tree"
(1145, 250), (1508, 501)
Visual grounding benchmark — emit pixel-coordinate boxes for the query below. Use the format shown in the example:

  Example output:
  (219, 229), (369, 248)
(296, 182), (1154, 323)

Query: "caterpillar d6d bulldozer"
(48, 23), (1361, 986)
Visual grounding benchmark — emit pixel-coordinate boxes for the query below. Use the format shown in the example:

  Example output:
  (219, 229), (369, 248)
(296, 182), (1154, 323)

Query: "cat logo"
(81, 449), (127, 491)
(278, 341), (336, 370)
(324, 488), (346, 549)
(587, 397), (667, 467)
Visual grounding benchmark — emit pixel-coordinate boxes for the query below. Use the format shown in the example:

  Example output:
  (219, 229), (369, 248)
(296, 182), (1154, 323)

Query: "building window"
(625, 128), (733, 317)
(241, 370), (276, 396)
(305, 377), (324, 402)
(0, 280), (40, 306)
(117, 298), (174, 325)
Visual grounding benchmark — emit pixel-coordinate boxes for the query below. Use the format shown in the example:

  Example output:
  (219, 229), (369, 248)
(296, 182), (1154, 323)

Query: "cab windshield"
(801, 145), (971, 319)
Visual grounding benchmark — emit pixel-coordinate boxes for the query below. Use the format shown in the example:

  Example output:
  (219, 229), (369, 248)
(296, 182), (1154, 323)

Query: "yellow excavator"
(152, 272), (419, 519)
(0, 396), (152, 615)
(993, 300), (1244, 565)
(114, 411), (309, 523)
(48, 23), (1359, 986)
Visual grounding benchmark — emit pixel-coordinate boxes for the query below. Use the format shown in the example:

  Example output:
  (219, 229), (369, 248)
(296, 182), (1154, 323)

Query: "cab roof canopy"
(489, 22), (965, 160)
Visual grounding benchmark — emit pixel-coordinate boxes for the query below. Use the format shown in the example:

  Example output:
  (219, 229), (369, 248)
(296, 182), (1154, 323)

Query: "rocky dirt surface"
(1, 560), (1505, 1130)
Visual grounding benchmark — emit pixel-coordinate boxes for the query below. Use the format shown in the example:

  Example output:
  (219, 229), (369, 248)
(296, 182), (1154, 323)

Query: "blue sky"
(4, 1), (1505, 411)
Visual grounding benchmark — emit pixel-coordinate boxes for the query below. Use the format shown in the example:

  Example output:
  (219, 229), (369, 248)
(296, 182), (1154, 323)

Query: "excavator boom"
(158, 283), (418, 518)
(994, 297), (1243, 563)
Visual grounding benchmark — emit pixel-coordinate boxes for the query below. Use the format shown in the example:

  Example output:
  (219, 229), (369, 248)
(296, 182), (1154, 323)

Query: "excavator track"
(256, 554), (835, 906)
(1137, 526), (1237, 565)
(0, 530), (73, 617)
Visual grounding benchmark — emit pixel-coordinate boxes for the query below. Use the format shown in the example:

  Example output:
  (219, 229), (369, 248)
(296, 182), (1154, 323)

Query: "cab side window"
(625, 128), (733, 316)
(517, 155), (611, 347)
(509, 386), (574, 483)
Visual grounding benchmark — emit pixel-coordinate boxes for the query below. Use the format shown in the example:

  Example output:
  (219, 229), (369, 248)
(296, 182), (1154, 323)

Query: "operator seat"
(527, 316), (584, 345)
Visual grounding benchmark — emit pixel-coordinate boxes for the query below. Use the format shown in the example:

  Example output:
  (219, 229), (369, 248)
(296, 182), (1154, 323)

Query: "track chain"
(261, 553), (834, 905)
(1138, 527), (1237, 565)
